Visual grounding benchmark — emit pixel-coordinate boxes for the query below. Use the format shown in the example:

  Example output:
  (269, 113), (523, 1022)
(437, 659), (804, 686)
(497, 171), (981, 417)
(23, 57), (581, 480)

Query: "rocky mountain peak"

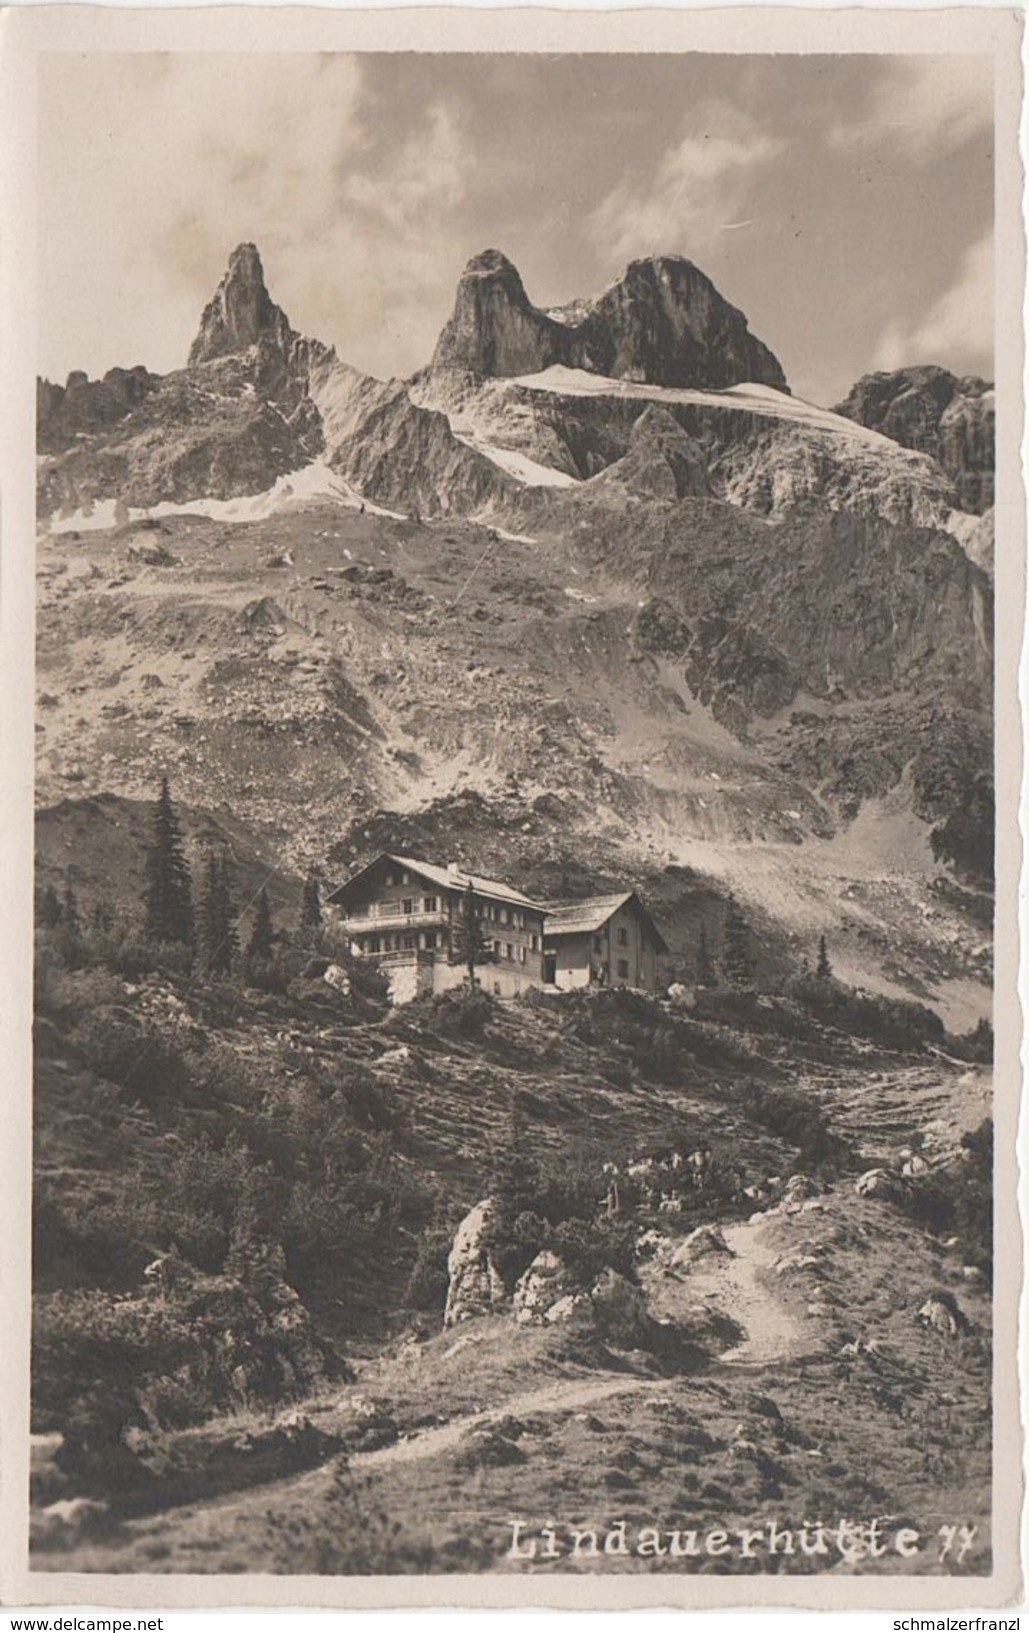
(188, 242), (296, 367)
(431, 247), (561, 377)
(430, 248), (788, 393)
(835, 366), (994, 513)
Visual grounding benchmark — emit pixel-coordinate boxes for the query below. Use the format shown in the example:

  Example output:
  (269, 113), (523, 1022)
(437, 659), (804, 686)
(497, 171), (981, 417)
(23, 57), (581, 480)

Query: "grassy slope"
(32, 965), (992, 1577)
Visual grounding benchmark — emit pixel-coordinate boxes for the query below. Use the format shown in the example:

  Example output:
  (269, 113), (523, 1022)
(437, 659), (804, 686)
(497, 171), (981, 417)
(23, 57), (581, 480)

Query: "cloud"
(588, 106), (785, 266)
(873, 231), (993, 375)
(39, 55), (475, 381)
(829, 56), (992, 160)
(330, 100), (474, 374)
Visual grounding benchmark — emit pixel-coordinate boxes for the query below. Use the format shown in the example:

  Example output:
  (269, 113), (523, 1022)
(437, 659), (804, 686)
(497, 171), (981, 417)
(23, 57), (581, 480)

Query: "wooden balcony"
(344, 908), (448, 934)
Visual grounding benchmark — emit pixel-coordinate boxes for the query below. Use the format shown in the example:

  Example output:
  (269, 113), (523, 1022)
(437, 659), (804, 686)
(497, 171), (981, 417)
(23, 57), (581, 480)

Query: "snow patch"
(510, 366), (902, 451)
(451, 429), (579, 489)
(491, 526), (541, 545)
(46, 461), (407, 534)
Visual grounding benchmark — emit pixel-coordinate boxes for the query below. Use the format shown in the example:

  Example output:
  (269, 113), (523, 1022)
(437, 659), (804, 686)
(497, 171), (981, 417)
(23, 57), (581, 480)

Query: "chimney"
(447, 862), (461, 877)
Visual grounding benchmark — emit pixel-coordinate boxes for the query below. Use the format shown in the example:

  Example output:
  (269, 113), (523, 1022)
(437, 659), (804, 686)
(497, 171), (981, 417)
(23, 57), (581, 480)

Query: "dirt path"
(357, 1372), (671, 1470)
(47, 1219), (813, 1572)
(643, 1214), (808, 1367)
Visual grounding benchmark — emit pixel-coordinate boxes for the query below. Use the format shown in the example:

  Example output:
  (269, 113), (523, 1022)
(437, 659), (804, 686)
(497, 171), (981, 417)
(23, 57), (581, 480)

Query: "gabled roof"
(328, 852), (547, 914)
(544, 891), (670, 952)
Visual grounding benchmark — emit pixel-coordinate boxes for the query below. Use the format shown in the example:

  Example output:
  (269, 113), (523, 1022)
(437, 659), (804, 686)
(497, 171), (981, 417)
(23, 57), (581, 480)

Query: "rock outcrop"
(310, 355), (519, 519)
(37, 248), (331, 520)
(37, 366), (160, 455)
(917, 1291), (973, 1339)
(513, 1251), (587, 1325)
(512, 1252), (662, 1350)
(586, 405), (711, 502)
(938, 389), (995, 513)
(834, 366), (994, 513)
(443, 1200), (507, 1326)
(431, 249), (789, 392)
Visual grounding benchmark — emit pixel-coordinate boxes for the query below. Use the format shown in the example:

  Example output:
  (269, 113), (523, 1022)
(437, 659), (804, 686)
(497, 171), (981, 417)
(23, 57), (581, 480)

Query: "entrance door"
(543, 951), (557, 984)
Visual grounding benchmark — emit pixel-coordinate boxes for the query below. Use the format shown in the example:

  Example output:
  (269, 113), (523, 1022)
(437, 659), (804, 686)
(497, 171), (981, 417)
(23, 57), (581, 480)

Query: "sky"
(38, 52), (994, 407)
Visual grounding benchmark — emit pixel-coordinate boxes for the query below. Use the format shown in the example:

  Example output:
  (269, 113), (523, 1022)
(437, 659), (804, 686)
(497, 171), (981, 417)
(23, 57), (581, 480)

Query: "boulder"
(589, 1267), (654, 1346)
(333, 1396), (399, 1453)
(443, 1200), (507, 1327)
(781, 1173), (820, 1204)
(917, 1292), (973, 1339)
(322, 964), (352, 996)
(127, 538), (177, 567)
(669, 1224), (733, 1269)
(454, 1425), (526, 1470)
(31, 1496), (111, 1550)
(513, 1250), (584, 1325)
(855, 1168), (904, 1200)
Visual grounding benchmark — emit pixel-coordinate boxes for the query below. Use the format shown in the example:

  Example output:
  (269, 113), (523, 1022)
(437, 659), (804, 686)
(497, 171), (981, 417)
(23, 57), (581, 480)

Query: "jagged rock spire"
(188, 243), (295, 367)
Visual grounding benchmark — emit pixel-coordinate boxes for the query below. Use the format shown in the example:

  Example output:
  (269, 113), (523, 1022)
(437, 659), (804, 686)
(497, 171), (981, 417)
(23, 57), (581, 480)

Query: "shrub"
(784, 973), (945, 1051)
(403, 1218), (454, 1315)
(424, 986), (495, 1038)
(32, 1269), (342, 1454)
(743, 1083), (850, 1174)
(66, 1008), (191, 1101)
(898, 1120), (992, 1285)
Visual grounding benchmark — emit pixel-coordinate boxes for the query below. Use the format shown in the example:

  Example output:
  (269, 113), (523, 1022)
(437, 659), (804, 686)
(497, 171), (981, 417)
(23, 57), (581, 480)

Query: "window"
(519, 946), (526, 965)
(617, 958), (630, 980)
(402, 934), (415, 950)
(370, 936), (380, 953)
(425, 931), (437, 950)
(499, 908), (508, 926)
(594, 936), (603, 954)
(530, 934), (539, 951)
(402, 898), (414, 915)
(423, 896), (437, 912)
(617, 927), (628, 947)
(506, 943), (514, 962)
(494, 981), (502, 995)
(401, 872), (411, 885)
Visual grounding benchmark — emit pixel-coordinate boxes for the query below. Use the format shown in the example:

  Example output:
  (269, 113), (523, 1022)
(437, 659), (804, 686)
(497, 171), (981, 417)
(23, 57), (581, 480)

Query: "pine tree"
(143, 777), (195, 948)
(62, 878), (80, 939)
(454, 878), (492, 986)
(721, 893), (754, 988)
(300, 870), (322, 935)
(246, 887), (275, 963)
(196, 850), (238, 977)
(816, 934), (832, 981)
(696, 920), (716, 986)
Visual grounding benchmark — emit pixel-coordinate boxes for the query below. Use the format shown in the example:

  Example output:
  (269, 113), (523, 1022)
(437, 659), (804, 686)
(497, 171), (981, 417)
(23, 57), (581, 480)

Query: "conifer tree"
(455, 878), (492, 986)
(721, 893), (754, 988)
(300, 870), (322, 935)
(196, 851), (238, 977)
(816, 934), (832, 981)
(696, 920), (716, 986)
(246, 887), (275, 964)
(142, 777), (195, 949)
(62, 878), (80, 940)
